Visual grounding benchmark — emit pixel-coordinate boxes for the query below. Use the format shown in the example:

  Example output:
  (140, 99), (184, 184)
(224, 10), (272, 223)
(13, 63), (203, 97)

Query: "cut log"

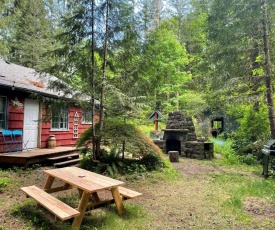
(169, 151), (179, 162)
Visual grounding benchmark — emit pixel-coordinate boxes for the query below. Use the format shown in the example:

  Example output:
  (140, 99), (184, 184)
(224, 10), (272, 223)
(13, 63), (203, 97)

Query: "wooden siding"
(41, 106), (92, 148)
(1, 95), (92, 153)
(0, 97), (24, 152)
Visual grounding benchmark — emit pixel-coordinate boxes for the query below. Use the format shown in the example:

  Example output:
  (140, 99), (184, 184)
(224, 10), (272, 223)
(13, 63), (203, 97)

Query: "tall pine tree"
(10, 0), (54, 70)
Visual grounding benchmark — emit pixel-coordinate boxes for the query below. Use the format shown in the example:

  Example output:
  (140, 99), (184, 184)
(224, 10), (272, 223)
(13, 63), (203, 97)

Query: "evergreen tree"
(10, 0), (54, 70)
(204, 0), (275, 140)
(0, 0), (12, 59)
(47, 0), (141, 160)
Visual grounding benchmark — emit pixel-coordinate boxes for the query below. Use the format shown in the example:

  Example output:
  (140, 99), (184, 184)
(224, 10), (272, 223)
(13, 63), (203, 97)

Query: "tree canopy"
(1, 0), (275, 156)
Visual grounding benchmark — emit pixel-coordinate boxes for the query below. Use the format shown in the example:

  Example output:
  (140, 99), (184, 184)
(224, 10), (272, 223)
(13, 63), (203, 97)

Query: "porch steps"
(46, 153), (81, 168)
(53, 158), (81, 168)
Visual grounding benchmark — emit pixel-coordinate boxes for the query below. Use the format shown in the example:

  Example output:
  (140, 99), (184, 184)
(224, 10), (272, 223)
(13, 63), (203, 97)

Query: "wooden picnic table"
(21, 166), (141, 229)
(43, 166), (125, 228)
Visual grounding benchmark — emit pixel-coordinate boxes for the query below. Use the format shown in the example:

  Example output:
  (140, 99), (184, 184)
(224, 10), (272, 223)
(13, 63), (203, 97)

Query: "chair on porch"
(2, 130), (15, 153)
(12, 130), (29, 152)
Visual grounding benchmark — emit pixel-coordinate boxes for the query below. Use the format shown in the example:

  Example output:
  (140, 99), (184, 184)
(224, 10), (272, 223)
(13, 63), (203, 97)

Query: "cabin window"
(0, 96), (7, 131)
(81, 110), (93, 124)
(51, 107), (69, 130)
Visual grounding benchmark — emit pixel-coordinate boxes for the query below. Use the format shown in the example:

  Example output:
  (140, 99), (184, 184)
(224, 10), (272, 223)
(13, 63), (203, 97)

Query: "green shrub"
(140, 153), (163, 171)
(0, 177), (10, 192)
(230, 104), (270, 159)
(80, 153), (163, 176)
(213, 138), (244, 165)
(78, 118), (165, 175)
(242, 153), (258, 165)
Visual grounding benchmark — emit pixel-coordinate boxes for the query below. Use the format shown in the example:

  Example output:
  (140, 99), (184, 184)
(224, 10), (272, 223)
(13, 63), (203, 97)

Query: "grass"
(208, 167), (275, 223)
(148, 159), (182, 181)
(79, 203), (147, 230)
(13, 200), (146, 230)
(0, 159), (179, 230)
(2, 150), (275, 229)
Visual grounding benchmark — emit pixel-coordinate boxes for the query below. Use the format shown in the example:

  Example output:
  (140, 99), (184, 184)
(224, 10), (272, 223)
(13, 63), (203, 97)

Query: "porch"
(0, 147), (81, 167)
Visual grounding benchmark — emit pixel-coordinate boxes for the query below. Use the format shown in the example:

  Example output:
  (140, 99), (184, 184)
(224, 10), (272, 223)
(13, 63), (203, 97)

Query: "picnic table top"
(44, 166), (125, 193)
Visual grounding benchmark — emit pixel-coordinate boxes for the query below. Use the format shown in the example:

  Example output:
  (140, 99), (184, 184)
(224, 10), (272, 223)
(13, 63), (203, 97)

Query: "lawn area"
(1, 157), (275, 229)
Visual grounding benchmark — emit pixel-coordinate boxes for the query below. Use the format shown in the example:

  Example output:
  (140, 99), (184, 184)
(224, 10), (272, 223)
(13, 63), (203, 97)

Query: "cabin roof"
(0, 59), (99, 105)
(0, 59), (63, 98)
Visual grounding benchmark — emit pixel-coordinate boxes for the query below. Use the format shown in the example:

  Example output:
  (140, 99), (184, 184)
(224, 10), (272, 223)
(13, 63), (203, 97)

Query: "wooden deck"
(0, 147), (80, 167)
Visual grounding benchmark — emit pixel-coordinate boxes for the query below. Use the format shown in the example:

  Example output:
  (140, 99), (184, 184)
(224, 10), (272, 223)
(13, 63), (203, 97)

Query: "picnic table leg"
(77, 188), (83, 197)
(92, 192), (100, 202)
(72, 191), (90, 229)
(43, 175), (55, 190)
(111, 187), (124, 215)
(63, 183), (72, 190)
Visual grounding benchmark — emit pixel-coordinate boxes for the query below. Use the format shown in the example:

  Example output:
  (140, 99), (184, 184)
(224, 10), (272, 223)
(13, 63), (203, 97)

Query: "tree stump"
(169, 151), (179, 162)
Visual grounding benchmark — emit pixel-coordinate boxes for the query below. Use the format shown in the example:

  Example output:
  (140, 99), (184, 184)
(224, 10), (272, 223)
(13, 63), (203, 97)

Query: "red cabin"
(0, 59), (95, 154)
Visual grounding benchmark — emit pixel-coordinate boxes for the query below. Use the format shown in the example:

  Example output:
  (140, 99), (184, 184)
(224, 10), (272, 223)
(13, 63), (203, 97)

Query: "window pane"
(0, 96), (6, 130)
(82, 110), (92, 124)
(0, 114), (4, 129)
(0, 97), (3, 112)
(51, 107), (69, 130)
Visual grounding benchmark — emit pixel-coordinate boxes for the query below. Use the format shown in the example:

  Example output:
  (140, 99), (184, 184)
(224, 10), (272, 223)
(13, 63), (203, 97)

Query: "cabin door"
(23, 99), (39, 149)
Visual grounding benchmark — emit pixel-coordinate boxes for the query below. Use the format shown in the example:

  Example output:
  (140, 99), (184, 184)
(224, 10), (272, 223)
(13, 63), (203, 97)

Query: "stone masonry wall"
(154, 110), (214, 160)
(166, 111), (197, 141)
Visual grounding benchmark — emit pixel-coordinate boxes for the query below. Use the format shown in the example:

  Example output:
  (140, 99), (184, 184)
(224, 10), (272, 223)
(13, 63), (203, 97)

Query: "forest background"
(1, 0), (275, 161)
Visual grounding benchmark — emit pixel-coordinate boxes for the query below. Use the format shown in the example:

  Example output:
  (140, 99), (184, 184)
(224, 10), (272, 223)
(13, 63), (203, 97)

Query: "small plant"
(0, 177), (10, 192)
(126, 163), (147, 174)
(10, 97), (24, 110)
(243, 153), (257, 165)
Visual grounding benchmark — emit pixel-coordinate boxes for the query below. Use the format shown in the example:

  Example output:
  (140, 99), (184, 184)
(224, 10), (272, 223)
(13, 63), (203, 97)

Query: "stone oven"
(153, 111), (214, 159)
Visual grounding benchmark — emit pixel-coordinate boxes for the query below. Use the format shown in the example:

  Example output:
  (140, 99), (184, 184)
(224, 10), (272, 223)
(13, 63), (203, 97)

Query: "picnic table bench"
(21, 185), (80, 220)
(21, 166), (141, 229)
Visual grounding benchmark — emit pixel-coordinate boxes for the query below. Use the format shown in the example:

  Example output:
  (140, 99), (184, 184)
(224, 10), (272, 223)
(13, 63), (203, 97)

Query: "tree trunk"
(95, 0), (109, 159)
(91, 0), (96, 160)
(261, 0), (275, 138)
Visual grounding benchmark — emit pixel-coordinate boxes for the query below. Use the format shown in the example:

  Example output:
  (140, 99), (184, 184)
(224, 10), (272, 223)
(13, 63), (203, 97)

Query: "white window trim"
(50, 107), (69, 131)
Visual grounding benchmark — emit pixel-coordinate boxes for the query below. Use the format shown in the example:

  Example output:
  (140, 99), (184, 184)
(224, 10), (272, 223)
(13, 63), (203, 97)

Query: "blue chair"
(12, 130), (29, 152)
(2, 130), (15, 153)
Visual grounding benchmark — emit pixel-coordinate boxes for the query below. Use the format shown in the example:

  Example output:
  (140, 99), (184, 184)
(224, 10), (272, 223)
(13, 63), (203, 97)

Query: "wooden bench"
(86, 186), (142, 210)
(21, 185), (80, 221)
(118, 186), (142, 200)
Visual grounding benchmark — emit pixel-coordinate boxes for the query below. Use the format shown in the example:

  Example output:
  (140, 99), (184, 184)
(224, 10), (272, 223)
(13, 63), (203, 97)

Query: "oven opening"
(166, 139), (181, 155)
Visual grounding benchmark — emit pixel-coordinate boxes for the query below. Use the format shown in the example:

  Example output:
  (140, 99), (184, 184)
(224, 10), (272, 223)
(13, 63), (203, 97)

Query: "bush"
(231, 104), (269, 155)
(140, 154), (164, 171)
(213, 138), (244, 165)
(78, 118), (165, 175)
(243, 153), (258, 165)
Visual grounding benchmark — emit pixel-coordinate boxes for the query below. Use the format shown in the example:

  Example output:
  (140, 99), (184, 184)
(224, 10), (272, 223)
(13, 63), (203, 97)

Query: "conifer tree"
(0, 0), (11, 59)
(10, 0), (54, 70)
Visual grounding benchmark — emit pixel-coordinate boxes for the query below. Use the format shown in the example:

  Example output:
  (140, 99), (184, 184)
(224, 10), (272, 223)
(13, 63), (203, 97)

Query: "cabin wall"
(41, 106), (92, 148)
(0, 88), (93, 153)
(0, 90), (25, 152)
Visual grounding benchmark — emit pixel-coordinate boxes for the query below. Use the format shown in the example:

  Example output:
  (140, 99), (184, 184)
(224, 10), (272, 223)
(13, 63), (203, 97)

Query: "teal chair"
(2, 130), (15, 153)
(12, 130), (29, 152)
